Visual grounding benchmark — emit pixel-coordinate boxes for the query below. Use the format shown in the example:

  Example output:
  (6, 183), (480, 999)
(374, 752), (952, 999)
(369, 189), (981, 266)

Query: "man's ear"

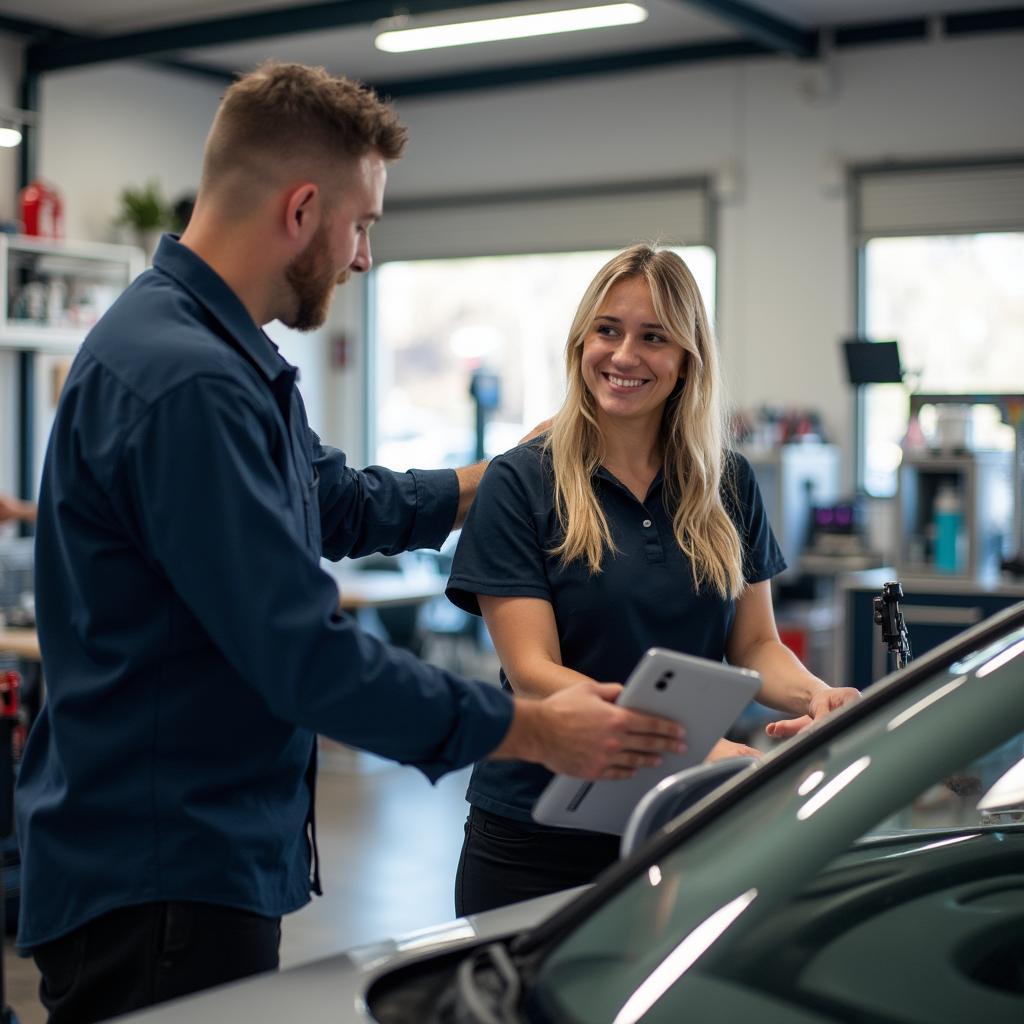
(284, 183), (320, 242)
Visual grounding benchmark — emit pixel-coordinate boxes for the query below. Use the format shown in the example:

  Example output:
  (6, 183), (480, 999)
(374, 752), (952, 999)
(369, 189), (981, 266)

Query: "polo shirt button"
(642, 519), (652, 528)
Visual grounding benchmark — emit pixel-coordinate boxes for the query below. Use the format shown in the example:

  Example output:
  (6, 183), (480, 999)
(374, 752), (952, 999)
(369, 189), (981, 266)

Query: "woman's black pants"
(455, 805), (621, 916)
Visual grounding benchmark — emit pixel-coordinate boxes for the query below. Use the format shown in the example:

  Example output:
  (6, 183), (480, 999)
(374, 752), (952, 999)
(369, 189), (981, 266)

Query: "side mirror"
(976, 755), (1024, 824)
(620, 757), (756, 860)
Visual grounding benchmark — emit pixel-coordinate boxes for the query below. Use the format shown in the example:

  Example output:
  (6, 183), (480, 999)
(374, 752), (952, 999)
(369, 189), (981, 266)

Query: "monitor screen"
(842, 339), (904, 385)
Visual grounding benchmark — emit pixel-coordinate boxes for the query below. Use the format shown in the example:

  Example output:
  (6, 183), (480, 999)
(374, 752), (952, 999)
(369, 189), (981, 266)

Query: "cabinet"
(897, 451), (1014, 582)
(740, 443), (840, 576)
(1, 234), (144, 353)
(836, 569), (1024, 688)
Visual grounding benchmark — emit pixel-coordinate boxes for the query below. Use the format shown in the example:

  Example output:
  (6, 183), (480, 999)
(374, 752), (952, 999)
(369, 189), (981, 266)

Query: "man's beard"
(284, 222), (338, 332)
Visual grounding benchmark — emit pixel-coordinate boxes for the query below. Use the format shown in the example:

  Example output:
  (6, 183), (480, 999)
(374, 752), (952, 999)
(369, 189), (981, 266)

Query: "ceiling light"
(375, 3), (648, 53)
(0, 105), (34, 149)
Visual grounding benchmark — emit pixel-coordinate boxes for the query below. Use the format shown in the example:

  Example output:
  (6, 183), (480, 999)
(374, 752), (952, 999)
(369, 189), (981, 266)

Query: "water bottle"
(933, 484), (963, 574)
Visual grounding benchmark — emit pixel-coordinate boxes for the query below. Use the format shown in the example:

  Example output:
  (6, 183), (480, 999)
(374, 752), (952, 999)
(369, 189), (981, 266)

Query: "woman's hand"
(705, 737), (762, 762)
(766, 686), (861, 740)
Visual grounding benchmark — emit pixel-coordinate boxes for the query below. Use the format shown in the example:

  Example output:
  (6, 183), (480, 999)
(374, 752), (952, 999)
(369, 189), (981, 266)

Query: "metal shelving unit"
(1, 234), (144, 353)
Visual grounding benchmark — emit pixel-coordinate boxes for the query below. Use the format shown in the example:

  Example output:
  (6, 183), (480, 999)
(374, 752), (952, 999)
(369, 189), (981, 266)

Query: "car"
(123, 598), (1024, 1023)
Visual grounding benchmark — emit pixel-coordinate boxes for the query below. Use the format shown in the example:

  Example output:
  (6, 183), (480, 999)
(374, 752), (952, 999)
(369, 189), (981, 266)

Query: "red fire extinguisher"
(20, 180), (64, 239)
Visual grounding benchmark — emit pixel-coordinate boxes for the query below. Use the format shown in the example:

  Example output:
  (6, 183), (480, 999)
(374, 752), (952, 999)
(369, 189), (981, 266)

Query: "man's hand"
(706, 737), (762, 762)
(494, 680), (686, 780)
(765, 686), (861, 741)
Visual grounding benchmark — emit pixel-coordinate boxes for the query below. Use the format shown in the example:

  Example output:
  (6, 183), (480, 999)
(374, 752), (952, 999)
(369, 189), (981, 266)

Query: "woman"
(446, 245), (858, 915)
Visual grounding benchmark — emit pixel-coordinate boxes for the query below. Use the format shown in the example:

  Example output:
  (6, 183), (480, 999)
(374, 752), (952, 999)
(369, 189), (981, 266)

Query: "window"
(371, 247), (716, 469)
(861, 232), (1024, 495)
(853, 160), (1024, 496)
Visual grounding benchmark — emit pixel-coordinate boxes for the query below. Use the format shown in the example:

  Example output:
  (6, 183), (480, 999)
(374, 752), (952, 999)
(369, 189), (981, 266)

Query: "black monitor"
(842, 339), (904, 385)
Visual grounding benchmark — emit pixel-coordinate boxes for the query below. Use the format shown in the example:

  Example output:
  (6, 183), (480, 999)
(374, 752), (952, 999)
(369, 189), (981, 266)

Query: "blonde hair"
(545, 245), (744, 599)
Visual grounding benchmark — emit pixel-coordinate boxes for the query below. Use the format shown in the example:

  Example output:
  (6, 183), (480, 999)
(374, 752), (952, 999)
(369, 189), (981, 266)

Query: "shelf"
(1, 233), (144, 354)
(0, 322), (86, 351)
(1, 234), (142, 261)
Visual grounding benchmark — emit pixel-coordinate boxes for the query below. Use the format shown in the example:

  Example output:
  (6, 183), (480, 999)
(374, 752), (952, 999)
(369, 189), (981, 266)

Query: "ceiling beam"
(833, 18), (927, 48)
(945, 6), (1024, 35)
(0, 12), (78, 43)
(3, 11), (236, 82)
(680, 0), (817, 57)
(26, 0), (505, 73)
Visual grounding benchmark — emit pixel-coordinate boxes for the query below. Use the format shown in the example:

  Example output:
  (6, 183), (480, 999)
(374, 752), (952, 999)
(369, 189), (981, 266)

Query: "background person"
(0, 494), (36, 524)
(14, 66), (684, 1024)
(447, 244), (860, 915)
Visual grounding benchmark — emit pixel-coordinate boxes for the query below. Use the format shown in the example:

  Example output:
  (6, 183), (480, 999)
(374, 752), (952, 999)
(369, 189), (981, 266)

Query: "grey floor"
(3, 637), (497, 1023)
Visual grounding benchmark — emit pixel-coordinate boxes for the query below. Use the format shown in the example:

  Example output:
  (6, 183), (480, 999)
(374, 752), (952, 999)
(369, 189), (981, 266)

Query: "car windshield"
(526, 615), (1024, 1024)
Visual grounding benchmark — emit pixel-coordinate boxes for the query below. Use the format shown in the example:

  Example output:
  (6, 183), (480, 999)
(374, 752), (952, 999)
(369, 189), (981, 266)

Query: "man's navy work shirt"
(15, 235), (512, 949)
(446, 440), (785, 823)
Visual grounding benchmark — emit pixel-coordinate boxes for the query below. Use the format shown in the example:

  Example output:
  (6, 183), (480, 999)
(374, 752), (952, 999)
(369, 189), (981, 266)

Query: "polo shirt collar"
(152, 234), (294, 383)
(594, 464), (665, 501)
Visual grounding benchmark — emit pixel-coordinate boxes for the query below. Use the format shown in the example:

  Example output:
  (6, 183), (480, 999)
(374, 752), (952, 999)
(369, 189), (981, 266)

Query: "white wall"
(38, 63), (222, 242)
(382, 32), (1024, 487)
(0, 33), (25, 494)
(0, 32), (23, 226)
(1, 31), (1023, 485)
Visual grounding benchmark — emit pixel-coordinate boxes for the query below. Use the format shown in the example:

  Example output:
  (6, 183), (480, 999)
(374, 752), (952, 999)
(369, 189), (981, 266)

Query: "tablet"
(532, 648), (761, 835)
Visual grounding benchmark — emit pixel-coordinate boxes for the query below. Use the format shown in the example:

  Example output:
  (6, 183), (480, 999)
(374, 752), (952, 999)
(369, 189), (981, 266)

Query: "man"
(14, 62), (684, 1022)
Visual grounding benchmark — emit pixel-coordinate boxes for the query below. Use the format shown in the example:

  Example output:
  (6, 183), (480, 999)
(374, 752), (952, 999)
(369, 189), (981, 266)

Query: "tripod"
(873, 581), (913, 671)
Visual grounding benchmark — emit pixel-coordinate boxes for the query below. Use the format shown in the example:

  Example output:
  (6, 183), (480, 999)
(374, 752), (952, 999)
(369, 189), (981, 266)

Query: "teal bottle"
(933, 485), (962, 574)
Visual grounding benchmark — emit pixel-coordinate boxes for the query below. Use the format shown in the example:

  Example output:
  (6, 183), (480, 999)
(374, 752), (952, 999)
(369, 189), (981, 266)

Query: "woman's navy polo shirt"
(446, 440), (786, 823)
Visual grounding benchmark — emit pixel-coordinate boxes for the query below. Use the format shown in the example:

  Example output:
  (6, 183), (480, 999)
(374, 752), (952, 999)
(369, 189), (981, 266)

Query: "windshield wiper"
(450, 942), (523, 1024)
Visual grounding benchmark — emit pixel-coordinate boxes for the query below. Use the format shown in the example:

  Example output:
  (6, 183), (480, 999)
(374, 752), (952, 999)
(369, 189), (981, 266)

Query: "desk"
(835, 568), (1024, 687)
(0, 573), (447, 665)
(326, 567), (446, 611)
(0, 627), (40, 662)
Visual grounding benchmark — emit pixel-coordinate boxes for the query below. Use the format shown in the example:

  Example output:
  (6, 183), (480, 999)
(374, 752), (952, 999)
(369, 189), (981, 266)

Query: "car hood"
(113, 887), (584, 1024)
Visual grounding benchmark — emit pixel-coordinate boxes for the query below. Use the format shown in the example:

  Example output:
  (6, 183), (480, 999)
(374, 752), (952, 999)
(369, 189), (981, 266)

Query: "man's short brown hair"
(201, 61), (407, 201)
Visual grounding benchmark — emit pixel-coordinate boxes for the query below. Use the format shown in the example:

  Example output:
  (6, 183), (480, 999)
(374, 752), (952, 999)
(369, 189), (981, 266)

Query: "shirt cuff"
(411, 681), (515, 783)
(408, 468), (460, 550)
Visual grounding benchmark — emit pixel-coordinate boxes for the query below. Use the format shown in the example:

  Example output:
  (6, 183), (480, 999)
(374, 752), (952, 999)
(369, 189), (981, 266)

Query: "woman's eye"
(645, 333), (667, 344)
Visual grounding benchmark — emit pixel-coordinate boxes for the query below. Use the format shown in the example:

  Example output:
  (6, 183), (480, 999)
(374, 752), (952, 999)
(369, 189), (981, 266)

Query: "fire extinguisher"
(19, 180), (64, 239)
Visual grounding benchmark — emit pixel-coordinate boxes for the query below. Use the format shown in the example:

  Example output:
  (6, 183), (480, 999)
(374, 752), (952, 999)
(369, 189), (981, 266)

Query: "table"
(0, 570), (447, 666)
(330, 568), (446, 610)
(0, 627), (40, 662)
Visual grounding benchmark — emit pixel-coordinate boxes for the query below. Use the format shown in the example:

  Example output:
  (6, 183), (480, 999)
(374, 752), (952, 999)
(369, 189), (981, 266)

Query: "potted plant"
(115, 180), (169, 260)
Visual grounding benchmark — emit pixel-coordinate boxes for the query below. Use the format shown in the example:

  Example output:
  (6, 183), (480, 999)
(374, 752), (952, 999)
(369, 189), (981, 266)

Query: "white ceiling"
(1, 0), (1018, 88)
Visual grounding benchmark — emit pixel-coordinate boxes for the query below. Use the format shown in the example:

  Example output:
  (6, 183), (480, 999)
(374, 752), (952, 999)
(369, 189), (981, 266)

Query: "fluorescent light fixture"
(375, 3), (648, 53)
(0, 104), (34, 148)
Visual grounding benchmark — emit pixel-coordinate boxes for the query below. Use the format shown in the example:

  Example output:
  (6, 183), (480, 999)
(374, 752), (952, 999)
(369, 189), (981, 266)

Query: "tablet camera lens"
(656, 677), (669, 691)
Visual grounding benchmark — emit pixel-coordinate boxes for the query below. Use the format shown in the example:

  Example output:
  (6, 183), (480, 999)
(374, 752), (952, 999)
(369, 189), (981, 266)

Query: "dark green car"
(128, 601), (1024, 1024)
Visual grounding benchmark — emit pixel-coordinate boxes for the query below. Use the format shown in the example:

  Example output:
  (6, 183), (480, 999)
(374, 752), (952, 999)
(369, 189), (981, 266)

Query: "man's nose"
(351, 234), (373, 274)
